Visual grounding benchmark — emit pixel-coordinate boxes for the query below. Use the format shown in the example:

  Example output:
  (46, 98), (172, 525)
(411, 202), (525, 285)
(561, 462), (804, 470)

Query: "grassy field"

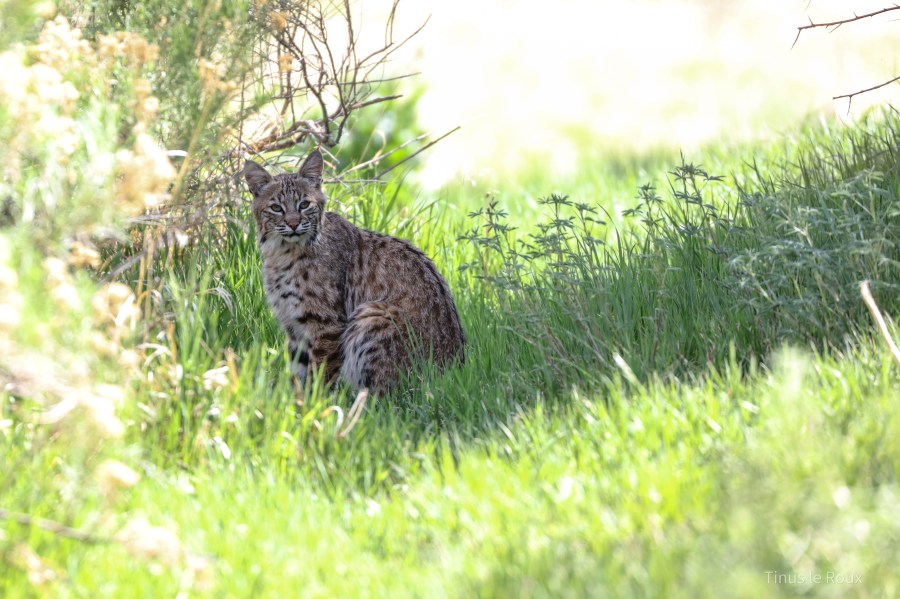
(2, 3), (900, 598)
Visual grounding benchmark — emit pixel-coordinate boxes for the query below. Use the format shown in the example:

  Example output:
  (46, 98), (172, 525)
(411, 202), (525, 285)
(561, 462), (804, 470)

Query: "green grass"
(2, 344), (899, 597)
(2, 14), (900, 592)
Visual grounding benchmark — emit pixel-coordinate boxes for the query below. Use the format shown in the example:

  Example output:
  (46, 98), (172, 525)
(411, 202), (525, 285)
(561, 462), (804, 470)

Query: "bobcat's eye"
(299, 200), (310, 210)
(268, 205), (283, 214)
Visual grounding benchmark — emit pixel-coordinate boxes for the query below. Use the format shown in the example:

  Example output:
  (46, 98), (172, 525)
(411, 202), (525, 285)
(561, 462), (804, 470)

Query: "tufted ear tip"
(243, 161), (273, 196)
(298, 149), (324, 186)
(242, 161), (270, 177)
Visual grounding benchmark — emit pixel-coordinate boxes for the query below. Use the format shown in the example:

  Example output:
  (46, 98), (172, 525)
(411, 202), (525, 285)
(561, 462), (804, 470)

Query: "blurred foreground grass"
(1, 2), (900, 597)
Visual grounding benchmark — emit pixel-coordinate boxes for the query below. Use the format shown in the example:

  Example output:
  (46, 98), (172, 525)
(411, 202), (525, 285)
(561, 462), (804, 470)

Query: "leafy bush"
(0, 6), (252, 590)
(70, 0), (260, 156)
(0, 15), (174, 243)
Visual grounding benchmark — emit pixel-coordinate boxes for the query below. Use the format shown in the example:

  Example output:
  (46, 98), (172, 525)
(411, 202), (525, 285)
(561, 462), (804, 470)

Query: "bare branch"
(834, 74), (900, 113)
(244, 1), (431, 155)
(375, 127), (461, 179)
(332, 94), (402, 119)
(338, 129), (434, 176)
(793, 4), (900, 48)
(860, 281), (900, 367)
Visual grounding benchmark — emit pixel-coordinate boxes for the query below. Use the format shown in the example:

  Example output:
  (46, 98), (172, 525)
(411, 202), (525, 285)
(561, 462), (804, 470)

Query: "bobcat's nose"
(284, 215), (301, 230)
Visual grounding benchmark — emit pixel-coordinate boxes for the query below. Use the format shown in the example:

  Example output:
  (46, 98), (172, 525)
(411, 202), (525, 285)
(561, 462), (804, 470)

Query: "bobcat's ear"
(298, 150), (324, 187)
(243, 161), (273, 197)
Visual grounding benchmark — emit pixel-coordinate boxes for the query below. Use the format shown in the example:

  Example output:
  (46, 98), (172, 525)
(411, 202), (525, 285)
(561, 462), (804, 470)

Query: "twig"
(335, 72), (421, 85)
(834, 75), (900, 114)
(375, 127), (461, 179)
(0, 509), (107, 544)
(860, 281), (900, 367)
(241, 0), (436, 162)
(338, 388), (369, 438)
(330, 94), (402, 120)
(338, 129), (433, 176)
(793, 4), (900, 48)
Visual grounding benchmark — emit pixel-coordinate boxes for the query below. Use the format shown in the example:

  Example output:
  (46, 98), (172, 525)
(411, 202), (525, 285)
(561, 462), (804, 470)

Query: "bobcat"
(243, 150), (465, 392)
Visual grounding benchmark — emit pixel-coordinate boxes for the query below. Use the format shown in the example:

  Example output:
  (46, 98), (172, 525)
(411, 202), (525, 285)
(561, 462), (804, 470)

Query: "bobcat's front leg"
(288, 339), (310, 385)
(307, 324), (345, 387)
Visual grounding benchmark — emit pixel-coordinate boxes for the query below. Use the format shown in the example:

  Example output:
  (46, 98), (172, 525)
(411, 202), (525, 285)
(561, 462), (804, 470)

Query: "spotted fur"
(242, 150), (465, 392)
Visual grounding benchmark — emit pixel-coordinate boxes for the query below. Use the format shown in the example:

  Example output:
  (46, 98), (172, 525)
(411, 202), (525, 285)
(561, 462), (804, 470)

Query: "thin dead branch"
(338, 128), (434, 176)
(250, 1), (428, 155)
(794, 4), (899, 109)
(793, 4), (900, 48)
(860, 281), (900, 368)
(338, 388), (370, 437)
(834, 74), (900, 113)
(375, 126), (460, 179)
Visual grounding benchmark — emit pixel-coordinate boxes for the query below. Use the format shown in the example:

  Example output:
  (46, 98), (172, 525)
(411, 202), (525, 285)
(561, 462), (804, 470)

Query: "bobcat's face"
(243, 151), (326, 249)
(253, 176), (325, 246)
